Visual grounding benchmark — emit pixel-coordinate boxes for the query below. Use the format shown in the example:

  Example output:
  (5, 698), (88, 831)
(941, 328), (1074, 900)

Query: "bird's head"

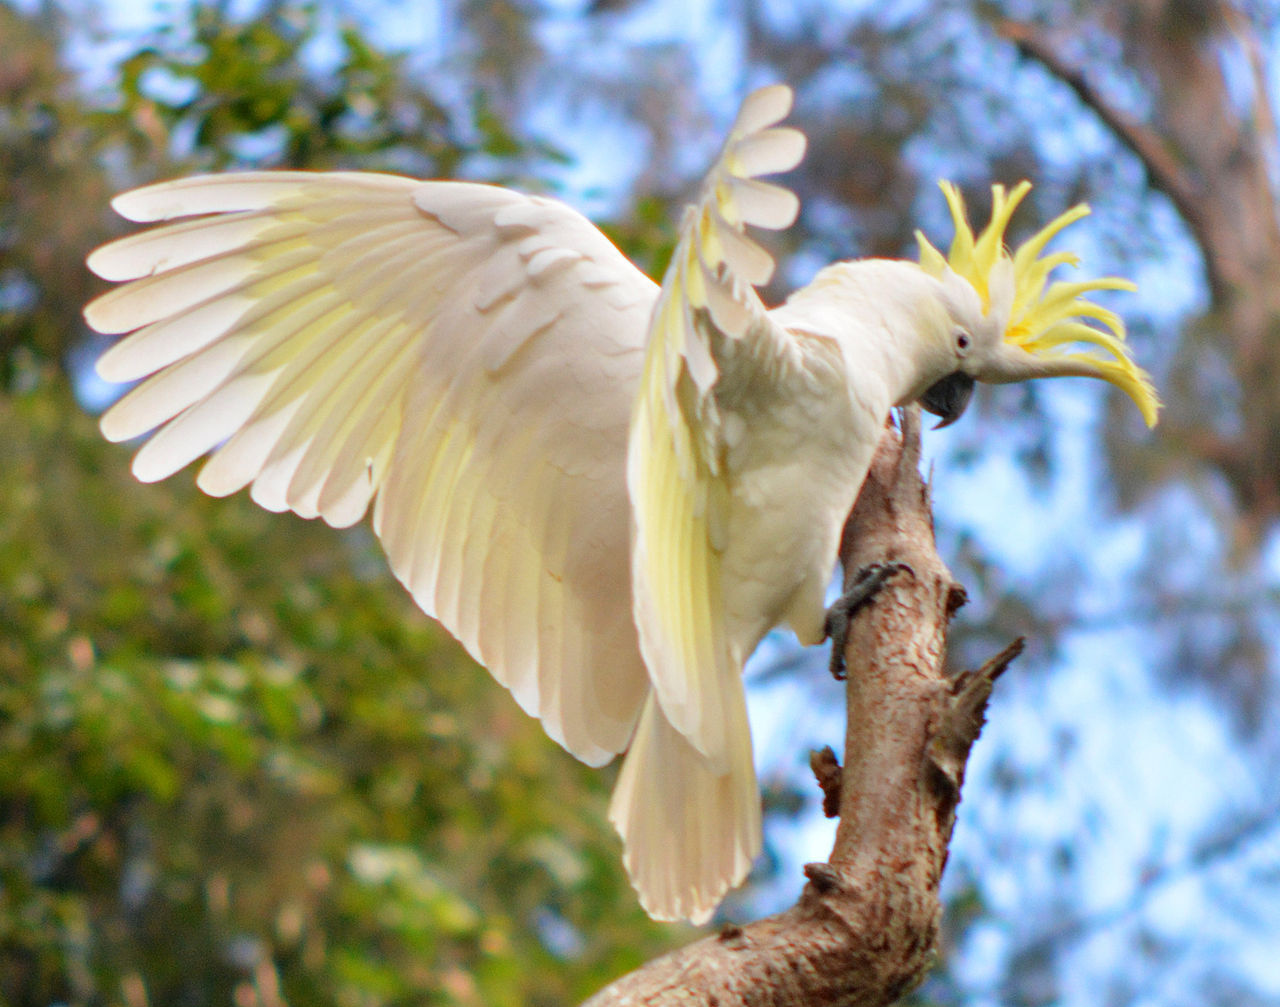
(913, 180), (1159, 428)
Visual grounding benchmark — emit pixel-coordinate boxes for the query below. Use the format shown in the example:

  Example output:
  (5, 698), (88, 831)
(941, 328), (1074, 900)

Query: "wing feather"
(87, 253), (269, 334)
(98, 295), (260, 384)
(86, 171), (656, 765)
(608, 689), (760, 923)
(216, 311), (399, 508)
(86, 209), (289, 282)
(628, 84), (806, 768)
(108, 169), (414, 221)
(727, 177), (800, 229)
(730, 127), (807, 177)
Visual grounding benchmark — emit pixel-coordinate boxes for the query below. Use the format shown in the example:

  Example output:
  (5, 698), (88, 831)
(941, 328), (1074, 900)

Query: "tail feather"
(608, 687), (761, 924)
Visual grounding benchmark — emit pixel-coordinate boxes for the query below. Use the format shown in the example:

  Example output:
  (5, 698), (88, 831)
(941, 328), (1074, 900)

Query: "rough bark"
(583, 409), (1021, 1006)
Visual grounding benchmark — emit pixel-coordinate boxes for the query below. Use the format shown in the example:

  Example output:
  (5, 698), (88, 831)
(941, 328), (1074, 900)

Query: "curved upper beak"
(919, 372), (975, 429)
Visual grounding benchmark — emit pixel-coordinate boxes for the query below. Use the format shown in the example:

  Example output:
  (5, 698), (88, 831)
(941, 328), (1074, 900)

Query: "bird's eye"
(955, 329), (971, 352)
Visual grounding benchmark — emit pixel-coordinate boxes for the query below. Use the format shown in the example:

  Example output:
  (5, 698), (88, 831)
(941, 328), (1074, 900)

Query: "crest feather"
(916, 180), (1159, 427)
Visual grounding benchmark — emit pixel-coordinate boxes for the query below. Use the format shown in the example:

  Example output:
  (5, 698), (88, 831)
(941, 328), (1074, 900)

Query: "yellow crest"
(916, 181), (1159, 427)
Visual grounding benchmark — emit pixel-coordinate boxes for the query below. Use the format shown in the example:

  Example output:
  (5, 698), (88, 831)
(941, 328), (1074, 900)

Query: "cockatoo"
(84, 85), (1158, 924)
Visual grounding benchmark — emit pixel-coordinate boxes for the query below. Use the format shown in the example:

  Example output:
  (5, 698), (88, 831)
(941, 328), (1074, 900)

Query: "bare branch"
(927, 637), (1025, 806)
(810, 746), (842, 819)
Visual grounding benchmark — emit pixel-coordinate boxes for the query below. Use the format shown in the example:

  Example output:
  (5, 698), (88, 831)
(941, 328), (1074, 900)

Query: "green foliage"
(0, 378), (676, 1005)
(116, 3), (465, 172)
(0, 5), (125, 382)
(599, 194), (680, 283)
(0, 2), (679, 1003)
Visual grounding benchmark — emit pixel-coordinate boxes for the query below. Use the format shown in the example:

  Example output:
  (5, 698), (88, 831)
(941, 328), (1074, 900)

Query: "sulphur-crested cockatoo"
(84, 85), (1158, 923)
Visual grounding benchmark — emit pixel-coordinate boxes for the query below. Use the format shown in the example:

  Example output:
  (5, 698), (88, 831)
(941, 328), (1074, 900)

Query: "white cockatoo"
(84, 85), (1158, 923)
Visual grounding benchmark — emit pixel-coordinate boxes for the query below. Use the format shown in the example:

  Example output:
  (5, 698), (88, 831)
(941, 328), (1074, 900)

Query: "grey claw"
(824, 562), (912, 679)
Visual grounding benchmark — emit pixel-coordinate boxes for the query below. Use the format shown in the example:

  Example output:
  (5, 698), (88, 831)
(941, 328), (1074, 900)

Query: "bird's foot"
(823, 562), (913, 680)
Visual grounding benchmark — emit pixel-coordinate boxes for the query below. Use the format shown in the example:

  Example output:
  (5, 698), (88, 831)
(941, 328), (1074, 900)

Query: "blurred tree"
(4, 0), (1279, 1003)
(0, 3), (121, 383)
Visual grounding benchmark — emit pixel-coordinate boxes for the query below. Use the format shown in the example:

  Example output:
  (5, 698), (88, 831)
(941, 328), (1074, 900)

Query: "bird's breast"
(713, 348), (886, 653)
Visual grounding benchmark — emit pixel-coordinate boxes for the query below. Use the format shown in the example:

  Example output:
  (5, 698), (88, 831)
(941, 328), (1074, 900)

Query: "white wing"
(628, 84), (806, 768)
(85, 171), (657, 766)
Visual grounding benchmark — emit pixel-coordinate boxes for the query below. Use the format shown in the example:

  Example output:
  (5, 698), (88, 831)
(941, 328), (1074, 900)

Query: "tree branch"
(583, 410), (1019, 1006)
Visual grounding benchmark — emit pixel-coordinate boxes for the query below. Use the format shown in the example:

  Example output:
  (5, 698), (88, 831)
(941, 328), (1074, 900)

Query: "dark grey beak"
(919, 372), (975, 429)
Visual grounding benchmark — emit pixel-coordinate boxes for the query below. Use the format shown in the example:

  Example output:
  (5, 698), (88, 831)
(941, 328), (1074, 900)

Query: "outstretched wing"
(628, 85), (807, 769)
(85, 171), (658, 766)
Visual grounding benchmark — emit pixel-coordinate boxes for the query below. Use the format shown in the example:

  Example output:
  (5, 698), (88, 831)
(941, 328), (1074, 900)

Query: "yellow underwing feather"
(628, 84), (805, 768)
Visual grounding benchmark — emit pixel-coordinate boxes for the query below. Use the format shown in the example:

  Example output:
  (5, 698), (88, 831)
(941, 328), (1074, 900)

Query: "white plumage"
(85, 85), (1155, 923)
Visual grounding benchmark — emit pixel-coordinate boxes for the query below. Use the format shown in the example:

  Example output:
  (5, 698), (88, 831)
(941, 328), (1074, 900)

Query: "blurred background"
(2, 0), (1278, 1004)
